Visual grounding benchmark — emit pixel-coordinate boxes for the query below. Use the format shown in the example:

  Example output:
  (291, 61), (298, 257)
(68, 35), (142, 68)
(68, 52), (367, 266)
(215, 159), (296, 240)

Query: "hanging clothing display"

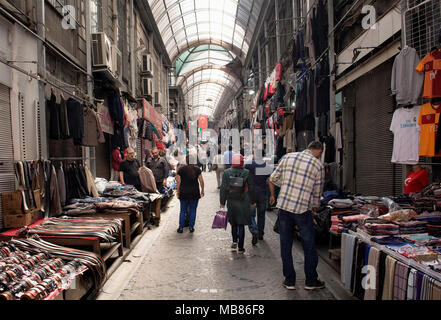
(418, 102), (441, 157)
(391, 46), (424, 106)
(416, 49), (441, 99)
(66, 98), (84, 145)
(59, 97), (70, 139)
(390, 106), (421, 164)
(82, 107), (105, 147)
(48, 93), (61, 140)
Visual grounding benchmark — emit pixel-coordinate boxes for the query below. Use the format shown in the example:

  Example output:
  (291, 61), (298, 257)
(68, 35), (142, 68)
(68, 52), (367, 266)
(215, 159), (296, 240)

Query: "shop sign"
(97, 102), (114, 135)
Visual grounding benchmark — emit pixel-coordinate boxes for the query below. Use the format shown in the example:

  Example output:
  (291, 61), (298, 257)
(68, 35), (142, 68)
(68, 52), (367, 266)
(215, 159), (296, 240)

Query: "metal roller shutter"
(354, 58), (403, 196)
(0, 84), (15, 229)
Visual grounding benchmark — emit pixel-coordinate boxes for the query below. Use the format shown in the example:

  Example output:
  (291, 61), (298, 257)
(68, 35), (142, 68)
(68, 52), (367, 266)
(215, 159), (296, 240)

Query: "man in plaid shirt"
(269, 141), (325, 291)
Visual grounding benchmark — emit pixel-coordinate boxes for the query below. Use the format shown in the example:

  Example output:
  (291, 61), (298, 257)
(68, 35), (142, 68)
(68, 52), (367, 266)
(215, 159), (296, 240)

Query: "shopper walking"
(220, 154), (256, 253)
(119, 148), (141, 191)
(223, 145), (234, 169)
(176, 155), (205, 233)
(213, 148), (225, 189)
(245, 149), (271, 245)
(269, 141), (325, 291)
(146, 148), (169, 193)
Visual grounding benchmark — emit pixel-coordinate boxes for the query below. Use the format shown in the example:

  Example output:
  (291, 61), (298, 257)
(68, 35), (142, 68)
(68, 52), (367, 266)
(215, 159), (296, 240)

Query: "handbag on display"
(212, 210), (228, 230)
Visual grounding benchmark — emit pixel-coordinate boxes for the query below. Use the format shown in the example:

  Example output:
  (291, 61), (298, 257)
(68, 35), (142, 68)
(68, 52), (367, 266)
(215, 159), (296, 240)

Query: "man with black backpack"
(220, 154), (256, 253)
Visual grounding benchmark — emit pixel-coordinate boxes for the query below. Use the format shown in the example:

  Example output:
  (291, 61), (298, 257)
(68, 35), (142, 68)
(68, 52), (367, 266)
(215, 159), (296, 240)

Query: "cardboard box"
(1, 190), (42, 215)
(3, 210), (39, 229)
(1, 191), (24, 215)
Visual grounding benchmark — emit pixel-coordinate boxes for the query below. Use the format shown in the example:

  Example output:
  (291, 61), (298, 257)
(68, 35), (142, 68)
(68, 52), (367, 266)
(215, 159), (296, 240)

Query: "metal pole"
(275, 0), (281, 61)
(264, 21), (270, 80)
(258, 39), (263, 88)
(328, 0), (336, 139)
(292, 0), (298, 33)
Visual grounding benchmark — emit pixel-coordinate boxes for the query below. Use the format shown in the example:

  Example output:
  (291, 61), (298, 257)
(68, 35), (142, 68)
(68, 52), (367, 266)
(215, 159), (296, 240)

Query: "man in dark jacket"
(245, 150), (271, 244)
(146, 148), (169, 193)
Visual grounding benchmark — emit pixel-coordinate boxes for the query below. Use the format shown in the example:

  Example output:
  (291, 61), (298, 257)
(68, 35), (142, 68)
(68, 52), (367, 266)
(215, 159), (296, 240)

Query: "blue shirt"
(223, 151), (233, 169)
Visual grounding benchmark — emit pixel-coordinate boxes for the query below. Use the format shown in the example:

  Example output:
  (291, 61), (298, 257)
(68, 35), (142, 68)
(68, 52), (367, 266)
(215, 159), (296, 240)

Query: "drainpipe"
(112, 0), (118, 44)
(130, 0), (136, 97)
(36, 0), (47, 159)
(328, 0), (336, 139)
(85, 0), (95, 174)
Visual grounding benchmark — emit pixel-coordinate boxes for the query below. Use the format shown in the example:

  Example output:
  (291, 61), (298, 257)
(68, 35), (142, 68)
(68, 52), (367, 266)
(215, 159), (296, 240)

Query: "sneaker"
(189, 228), (195, 233)
(283, 281), (296, 290)
(238, 248), (245, 254)
(304, 279), (325, 290)
(252, 232), (258, 246)
(177, 228), (183, 233)
(231, 242), (238, 249)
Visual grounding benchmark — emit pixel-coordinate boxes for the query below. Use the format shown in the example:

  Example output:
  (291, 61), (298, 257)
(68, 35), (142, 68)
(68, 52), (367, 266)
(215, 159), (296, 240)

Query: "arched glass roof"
(176, 44), (236, 76)
(179, 68), (242, 116)
(147, 0), (264, 119)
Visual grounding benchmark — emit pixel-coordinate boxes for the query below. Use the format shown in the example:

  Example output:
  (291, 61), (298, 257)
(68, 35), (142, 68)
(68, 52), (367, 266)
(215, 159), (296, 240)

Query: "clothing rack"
(50, 157), (95, 161)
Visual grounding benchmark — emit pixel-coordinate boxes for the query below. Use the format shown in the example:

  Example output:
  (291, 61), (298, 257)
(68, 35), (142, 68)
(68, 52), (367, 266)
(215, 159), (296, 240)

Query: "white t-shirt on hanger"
(390, 106), (421, 165)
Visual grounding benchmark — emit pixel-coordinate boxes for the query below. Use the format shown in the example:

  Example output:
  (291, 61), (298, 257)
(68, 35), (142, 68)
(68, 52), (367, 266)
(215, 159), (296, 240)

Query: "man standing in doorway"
(119, 148), (141, 191)
(112, 147), (122, 181)
(268, 141), (325, 291)
(146, 148), (169, 194)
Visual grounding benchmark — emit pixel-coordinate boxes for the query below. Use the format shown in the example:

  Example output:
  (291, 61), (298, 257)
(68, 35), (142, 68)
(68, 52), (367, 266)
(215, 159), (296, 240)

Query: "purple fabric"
(416, 271), (424, 300)
(212, 211), (228, 230)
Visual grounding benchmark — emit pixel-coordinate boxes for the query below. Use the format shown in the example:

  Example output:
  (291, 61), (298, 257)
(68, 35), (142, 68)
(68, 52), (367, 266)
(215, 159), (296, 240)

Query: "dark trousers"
(231, 225), (245, 249)
(248, 194), (267, 237)
(279, 209), (318, 286)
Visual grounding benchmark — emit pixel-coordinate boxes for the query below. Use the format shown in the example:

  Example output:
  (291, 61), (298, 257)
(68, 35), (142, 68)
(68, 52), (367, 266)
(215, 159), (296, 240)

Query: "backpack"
(228, 172), (246, 200)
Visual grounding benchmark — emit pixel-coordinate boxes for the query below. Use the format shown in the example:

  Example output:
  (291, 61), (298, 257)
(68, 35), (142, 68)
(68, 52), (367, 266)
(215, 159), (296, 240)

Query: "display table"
(80, 210), (143, 249)
(0, 219), (124, 262)
(349, 229), (441, 282)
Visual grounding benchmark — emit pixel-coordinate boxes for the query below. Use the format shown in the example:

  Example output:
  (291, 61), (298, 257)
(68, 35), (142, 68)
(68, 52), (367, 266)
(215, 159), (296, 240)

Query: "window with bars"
(90, 0), (103, 33)
(404, 0), (441, 58)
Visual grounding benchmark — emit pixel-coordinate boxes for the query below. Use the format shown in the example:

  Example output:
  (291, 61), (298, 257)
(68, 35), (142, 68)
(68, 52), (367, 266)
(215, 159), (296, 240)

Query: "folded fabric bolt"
(379, 209), (417, 222)
(371, 236), (413, 245)
(328, 199), (354, 208)
(342, 214), (369, 222)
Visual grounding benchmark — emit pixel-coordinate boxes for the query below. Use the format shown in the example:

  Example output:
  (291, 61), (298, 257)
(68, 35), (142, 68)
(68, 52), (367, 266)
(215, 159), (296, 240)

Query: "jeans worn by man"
(279, 209), (318, 288)
(269, 143), (325, 291)
(246, 158), (270, 245)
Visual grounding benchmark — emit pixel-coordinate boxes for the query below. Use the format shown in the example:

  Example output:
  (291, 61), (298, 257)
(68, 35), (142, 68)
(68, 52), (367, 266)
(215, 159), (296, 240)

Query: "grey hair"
(308, 141), (324, 151)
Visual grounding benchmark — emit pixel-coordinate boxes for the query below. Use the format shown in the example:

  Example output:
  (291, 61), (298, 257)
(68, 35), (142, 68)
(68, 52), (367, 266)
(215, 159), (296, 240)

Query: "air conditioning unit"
(111, 45), (122, 81)
(141, 77), (153, 97)
(92, 33), (112, 70)
(154, 92), (162, 107)
(140, 54), (154, 77)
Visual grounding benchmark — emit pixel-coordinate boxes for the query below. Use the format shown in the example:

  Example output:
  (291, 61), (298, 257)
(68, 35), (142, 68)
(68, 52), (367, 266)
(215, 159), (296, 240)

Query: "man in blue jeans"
(269, 141), (325, 291)
(245, 150), (271, 245)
